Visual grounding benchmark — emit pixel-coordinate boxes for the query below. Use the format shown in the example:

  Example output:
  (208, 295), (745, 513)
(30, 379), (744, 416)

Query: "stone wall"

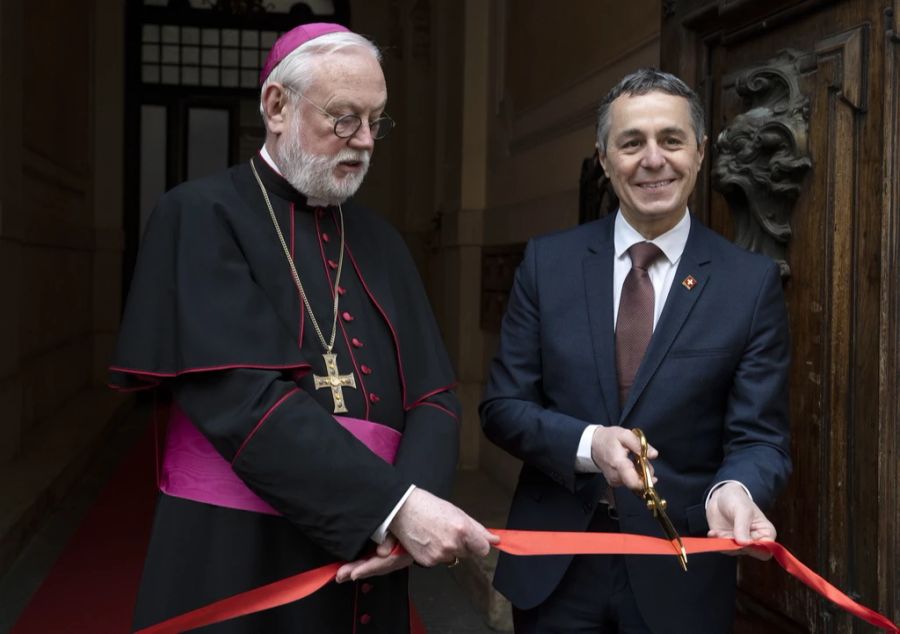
(0, 0), (126, 576)
(426, 0), (662, 486)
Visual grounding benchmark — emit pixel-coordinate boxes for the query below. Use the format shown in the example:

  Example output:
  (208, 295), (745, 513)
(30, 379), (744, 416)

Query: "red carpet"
(11, 426), (157, 634)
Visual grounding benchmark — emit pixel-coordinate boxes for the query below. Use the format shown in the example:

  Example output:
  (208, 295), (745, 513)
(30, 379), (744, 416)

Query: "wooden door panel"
(662, 1), (899, 630)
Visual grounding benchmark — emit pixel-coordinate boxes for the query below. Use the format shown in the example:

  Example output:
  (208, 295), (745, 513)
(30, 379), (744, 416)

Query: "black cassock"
(110, 157), (460, 633)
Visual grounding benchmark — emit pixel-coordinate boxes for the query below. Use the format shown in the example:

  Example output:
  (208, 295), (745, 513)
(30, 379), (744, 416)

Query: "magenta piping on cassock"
(406, 383), (460, 413)
(411, 400), (458, 420)
(109, 362), (313, 380)
(344, 242), (411, 407)
(290, 202), (306, 348)
(232, 388), (302, 464)
(342, 233), (459, 411)
(160, 403), (402, 515)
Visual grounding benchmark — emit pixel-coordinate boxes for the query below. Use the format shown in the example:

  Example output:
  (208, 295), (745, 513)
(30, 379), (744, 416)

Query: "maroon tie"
(616, 242), (663, 405)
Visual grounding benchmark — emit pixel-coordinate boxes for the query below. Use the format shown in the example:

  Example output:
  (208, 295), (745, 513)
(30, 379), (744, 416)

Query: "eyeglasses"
(285, 87), (395, 140)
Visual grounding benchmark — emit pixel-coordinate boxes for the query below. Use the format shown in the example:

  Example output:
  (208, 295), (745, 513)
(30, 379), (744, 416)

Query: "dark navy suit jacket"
(480, 213), (791, 634)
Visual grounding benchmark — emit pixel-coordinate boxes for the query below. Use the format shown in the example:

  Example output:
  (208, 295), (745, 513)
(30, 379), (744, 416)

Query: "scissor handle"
(634, 427), (649, 458)
(632, 428), (666, 514)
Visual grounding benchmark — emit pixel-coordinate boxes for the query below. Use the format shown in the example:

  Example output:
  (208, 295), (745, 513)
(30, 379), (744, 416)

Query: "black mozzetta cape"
(111, 157), (460, 633)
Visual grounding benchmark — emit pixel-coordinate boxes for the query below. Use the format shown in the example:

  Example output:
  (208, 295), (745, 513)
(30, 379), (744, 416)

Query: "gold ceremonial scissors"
(632, 428), (688, 571)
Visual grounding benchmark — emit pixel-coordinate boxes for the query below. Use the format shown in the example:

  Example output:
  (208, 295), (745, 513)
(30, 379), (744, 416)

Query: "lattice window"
(141, 23), (280, 88)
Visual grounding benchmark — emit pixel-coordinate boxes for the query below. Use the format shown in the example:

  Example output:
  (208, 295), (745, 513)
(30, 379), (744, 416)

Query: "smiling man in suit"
(480, 68), (791, 633)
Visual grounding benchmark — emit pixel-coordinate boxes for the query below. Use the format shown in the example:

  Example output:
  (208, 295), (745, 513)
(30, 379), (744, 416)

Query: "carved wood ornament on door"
(712, 50), (813, 279)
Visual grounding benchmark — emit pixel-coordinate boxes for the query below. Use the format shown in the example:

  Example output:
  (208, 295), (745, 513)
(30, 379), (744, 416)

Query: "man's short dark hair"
(595, 68), (706, 154)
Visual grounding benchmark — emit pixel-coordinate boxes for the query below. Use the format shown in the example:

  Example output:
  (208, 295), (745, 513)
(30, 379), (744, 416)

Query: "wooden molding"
(877, 7), (900, 622)
(815, 26), (867, 111)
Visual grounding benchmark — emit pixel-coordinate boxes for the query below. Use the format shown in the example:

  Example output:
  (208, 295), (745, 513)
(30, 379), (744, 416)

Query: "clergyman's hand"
(590, 426), (658, 492)
(706, 482), (776, 560)
(388, 488), (499, 567)
(335, 534), (413, 583)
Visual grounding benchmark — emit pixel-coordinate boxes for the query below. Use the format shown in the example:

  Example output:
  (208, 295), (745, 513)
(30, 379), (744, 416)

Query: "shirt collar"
(260, 144), (281, 175)
(614, 210), (691, 264)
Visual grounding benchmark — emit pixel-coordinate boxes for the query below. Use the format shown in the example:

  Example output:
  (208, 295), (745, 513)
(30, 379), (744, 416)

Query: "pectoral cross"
(313, 352), (357, 414)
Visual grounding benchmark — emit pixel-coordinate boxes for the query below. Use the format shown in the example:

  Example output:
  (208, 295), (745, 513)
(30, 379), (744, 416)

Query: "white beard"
(275, 115), (371, 205)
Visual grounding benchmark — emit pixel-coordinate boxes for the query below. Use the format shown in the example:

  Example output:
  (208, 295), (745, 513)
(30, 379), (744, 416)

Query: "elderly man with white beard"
(110, 23), (497, 634)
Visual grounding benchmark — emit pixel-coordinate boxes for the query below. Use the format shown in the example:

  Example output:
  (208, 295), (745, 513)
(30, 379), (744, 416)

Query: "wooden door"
(661, 0), (900, 631)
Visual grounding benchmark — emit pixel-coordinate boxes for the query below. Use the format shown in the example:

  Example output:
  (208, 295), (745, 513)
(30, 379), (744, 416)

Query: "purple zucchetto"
(259, 22), (350, 86)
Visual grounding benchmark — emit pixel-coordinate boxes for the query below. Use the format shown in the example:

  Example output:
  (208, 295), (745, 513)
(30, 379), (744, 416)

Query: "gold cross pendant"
(313, 352), (357, 414)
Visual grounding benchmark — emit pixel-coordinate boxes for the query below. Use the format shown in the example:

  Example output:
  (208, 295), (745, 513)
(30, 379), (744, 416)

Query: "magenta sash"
(159, 404), (402, 515)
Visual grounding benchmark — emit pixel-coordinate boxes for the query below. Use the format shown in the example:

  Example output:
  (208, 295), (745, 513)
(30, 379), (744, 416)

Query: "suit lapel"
(619, 219), (713, 423)
(583, 217), (620, 425)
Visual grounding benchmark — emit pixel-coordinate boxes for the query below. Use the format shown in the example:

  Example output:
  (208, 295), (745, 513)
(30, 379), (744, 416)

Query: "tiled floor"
(0, 406), (499, 634)
(410, 566), (496, 633)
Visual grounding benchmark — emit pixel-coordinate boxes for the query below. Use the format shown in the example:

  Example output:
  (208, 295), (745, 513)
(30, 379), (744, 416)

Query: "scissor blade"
(676, 544), (688, 571)
(656, 508), (689, 571)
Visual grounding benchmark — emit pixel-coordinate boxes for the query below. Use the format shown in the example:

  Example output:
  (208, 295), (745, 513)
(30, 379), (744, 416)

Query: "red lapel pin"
(682, 275), (697, 290)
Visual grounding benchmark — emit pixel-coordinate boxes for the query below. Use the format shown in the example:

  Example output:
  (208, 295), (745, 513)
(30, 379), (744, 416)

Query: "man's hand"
(590, 426), (658, 492)
(706, 482), (776, 560)
(388, 488), (499, 567)
(335, 534), (413, 583)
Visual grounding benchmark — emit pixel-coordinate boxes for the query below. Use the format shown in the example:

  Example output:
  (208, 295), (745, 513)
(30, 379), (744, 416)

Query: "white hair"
(259, 31), (382, 120)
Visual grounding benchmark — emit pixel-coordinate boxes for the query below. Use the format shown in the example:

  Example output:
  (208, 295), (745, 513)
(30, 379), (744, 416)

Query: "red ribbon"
(135, 563), (341, 634)
(135, 531), (899, 634)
